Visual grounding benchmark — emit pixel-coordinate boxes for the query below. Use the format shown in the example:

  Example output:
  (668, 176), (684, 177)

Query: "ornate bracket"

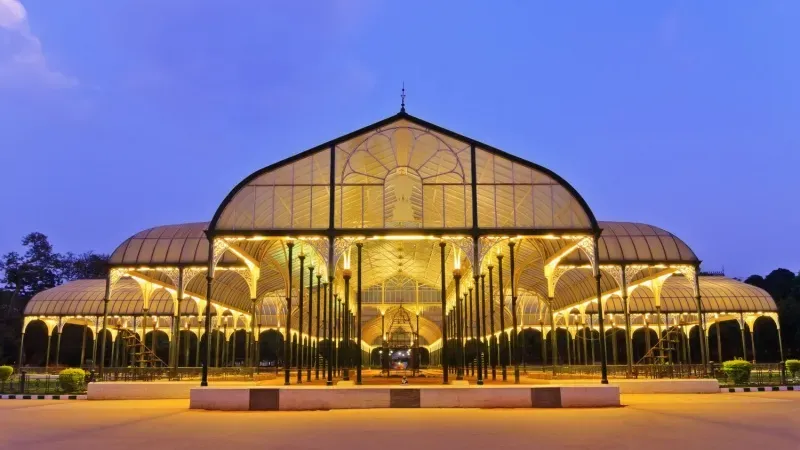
(575, 237), (596, 275)
(544, 265), (570, 298)
(131, 278), (158, 311)
(211, 239), (228, 275)
(298, 237), (330, 278)
(477, 236), (507, 272)
(333, 237), (361, 270)
(444, 236), (473, 271)
(673, 265), (698, 296)
(108, 268), (127, 297)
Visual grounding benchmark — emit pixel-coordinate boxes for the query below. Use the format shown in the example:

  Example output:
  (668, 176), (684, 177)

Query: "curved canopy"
(211, 112), (597, 233)
(590, 275), (776, 314)
(361, 306), (441, 346)
(563, 221), (698, 265)
(109, 222), (238, 266)
(25, 279), (195, 316)
(30, 111), (767, 353)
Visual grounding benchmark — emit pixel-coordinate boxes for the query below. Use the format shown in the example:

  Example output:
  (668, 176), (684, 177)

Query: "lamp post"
(284, 241), (294, 386)
(326, 279), (334, 386)
(488, 263), (496, 380)
(342, 259), (352, 382)
(439, 241), (449, 384)
(307, 263), (314, 382)
(297, 248), (305, 384)
(316, 274), (322, 380)
(509, 240), (520, 384)
(497, 248), (506, 381)
(454, 267), (464, 381)
(356, 242), (363, 385)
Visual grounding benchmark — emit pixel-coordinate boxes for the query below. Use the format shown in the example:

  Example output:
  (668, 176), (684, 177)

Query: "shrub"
(722, 359), (752, 385)
(58, 368), (86, 393)
(0, 366), (12, 382)
(786, 360), (800, 377)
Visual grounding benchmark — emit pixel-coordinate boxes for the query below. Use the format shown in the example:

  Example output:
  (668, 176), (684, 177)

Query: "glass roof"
(563, 221), (698, 264)
(211, 113), (596, 233)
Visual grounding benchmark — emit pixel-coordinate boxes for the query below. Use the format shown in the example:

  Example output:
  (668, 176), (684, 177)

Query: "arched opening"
(22, 320), (49, 367)
(178, 330), (198, 367)
(519, 328), (544, 365)
(259, 329), (284, 368)
(605, 328), (629, 366)
(141, 329), (169, 365)
(632, 327), (659, 363)
(753, 316), (780, 363)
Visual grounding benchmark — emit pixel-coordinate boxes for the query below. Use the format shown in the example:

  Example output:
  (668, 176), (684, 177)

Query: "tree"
(763, 268), (795, 303)
(0, 233), (109, 365)
(0, 232), (66, 298)
(746, 269), (800, 360)
(63, 251), (109, 280)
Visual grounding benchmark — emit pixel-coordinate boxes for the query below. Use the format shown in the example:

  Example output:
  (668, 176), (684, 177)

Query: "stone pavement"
(1, 392), (799, 449)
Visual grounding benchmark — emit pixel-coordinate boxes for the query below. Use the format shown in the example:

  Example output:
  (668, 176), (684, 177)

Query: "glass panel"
(422, 185), (443, 228)
(272, 186), (293, 228)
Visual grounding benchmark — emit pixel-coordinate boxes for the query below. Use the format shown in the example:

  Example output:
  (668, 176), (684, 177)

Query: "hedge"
(722, 359), (752, 385)
(786, 360), (800, 377)
(0, 366), (12, 382)
(58, 368), (87, 393)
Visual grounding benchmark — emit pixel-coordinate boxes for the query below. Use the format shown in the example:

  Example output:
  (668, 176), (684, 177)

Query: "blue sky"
(0, 1), (797, 278)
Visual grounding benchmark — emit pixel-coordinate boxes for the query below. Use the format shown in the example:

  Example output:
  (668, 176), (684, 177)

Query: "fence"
(0, 371), (87, 395)
(523, 362), (793, 387)
(713, 363), (791, 387)
(100, 366), (259, 382)
(523, 363), (710, 380)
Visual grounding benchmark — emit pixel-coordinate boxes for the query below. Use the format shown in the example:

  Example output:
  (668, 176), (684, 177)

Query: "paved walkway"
(1, 393), (799, 449)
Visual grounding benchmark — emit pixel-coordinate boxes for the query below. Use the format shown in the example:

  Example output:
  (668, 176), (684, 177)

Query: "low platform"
(555, 378), (720, 394)
(189, 384), (620, 411)
(88, 381), (254, 400)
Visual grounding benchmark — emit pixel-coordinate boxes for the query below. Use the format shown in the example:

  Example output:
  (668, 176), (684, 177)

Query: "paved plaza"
(1, 393), (799, 449)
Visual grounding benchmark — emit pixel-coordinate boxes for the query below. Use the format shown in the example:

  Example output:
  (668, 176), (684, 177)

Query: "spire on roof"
(400, 82), (406, 113)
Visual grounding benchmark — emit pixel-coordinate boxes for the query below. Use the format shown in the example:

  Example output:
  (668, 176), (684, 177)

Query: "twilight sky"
(0, 0), (798, 278)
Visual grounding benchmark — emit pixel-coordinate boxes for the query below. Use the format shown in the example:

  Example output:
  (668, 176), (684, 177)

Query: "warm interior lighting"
(343, 246), (351, 270)
(369, 235), (436, 241)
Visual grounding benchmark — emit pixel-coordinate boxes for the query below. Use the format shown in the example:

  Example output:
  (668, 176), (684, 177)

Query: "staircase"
(637, 329), (683, 366)
(121, 330), (166, 368)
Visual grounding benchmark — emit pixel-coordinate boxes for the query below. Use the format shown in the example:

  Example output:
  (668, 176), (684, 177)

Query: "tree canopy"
(745, 268), (800, 360)
(0, 232), (109, 364)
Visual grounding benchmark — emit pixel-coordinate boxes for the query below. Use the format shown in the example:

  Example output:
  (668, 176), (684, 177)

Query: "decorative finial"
(400, 82), (406, 113)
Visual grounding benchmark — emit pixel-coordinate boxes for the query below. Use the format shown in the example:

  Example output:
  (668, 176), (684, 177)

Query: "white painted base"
(190, 387), (251, 410)
(420, 387), (530, 408)
(281, 388), (389, 410)
(560, 385), (622, 407)
(612, 379), (719, 394)
(88, 382), (195, 400)
(188, 385), (621, 411)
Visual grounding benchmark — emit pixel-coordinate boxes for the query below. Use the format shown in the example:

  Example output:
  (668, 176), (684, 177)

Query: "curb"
(721, 386), (799, 393)
(0, 394), (87, 400)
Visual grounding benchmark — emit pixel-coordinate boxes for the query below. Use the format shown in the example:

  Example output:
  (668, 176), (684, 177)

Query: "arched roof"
(109, 222), (239, 267)
(361, 306), (441, 346)
(210, 111), (598, 233)
(100, 218), (702, 318)
(25, 279), (200, 316)
(592, 276), (776, 314)
(563, 221), (698, 264)
(23, 278), (246, 317)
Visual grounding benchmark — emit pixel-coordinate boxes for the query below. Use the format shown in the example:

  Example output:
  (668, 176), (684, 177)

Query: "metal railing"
(522, 363), (711, 380)
(713, 363), (790, 387)
(99, 366), (260, 382)
(0, 371), (87, 395)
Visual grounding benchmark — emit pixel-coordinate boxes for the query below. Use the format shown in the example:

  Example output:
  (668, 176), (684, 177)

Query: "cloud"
(0, 0), (77, 88)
